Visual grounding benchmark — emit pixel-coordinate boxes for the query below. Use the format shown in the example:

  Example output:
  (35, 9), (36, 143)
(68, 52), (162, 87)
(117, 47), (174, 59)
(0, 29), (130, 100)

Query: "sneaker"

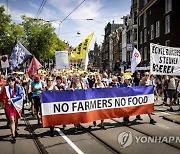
(136, 115), (143, 120)
(169, 107), (174, 112)
(50, 128), (54, 137)
(123, 117), (130, 123)
(93, 121), (96, 126)
(11, 136), (16, 144)
(150, 119), (156, 124)
(62, 125), (66, 130)
(100, 125), (106, 130)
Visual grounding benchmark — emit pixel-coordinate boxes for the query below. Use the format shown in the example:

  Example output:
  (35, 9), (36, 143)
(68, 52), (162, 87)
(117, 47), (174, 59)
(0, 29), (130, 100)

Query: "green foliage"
(21, 16), (66, 61)
(0, 5), (66, 62)
(0, 6), (13, 55)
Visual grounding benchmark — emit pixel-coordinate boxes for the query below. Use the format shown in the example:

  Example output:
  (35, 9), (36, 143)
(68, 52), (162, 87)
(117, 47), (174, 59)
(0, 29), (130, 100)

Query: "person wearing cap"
(31, 74), (45, 125)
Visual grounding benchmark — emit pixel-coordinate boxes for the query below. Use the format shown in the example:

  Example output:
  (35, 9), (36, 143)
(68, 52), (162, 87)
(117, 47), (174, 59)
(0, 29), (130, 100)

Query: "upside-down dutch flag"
(27, 56), (42, 76)
(0, 85), (24, 116)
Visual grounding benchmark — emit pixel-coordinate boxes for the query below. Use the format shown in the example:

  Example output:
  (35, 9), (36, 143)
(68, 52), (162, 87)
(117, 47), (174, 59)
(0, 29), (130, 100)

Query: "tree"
(21, 16), (66, 61)
(0, 6), (24, 56)
(0, 6), (12, 55)
(0, 6), (66, 62)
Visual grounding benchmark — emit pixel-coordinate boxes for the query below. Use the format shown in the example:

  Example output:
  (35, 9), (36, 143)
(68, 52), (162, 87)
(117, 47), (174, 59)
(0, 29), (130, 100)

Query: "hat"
(34, 74), (40, 81)
(124, 76), (132, 80)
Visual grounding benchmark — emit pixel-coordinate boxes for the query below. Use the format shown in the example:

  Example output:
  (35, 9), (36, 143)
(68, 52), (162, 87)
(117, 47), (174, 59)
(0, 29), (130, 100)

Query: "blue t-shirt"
(31, 81), (44, 97)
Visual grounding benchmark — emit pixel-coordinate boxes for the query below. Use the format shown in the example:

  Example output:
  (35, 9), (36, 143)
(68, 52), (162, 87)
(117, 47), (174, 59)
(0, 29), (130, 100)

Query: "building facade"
(138, 0), (180, 66)
(102, 21), (122, 71)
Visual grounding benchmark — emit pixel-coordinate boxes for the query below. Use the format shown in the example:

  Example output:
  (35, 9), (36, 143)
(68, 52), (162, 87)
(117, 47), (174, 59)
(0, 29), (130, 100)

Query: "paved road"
(0, 99), (180, 154)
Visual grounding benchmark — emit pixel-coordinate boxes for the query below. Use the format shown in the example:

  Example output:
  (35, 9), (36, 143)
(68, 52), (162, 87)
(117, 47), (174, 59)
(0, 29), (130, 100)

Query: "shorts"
(33, 96), (41, 112)
(168, 89), (177, 99)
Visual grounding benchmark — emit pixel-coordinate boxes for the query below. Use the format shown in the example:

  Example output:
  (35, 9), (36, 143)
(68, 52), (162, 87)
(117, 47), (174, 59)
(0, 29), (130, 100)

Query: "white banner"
(0, 55), (9, 68)
(150, 43), (180, 76)
(55, 51), (69, 70)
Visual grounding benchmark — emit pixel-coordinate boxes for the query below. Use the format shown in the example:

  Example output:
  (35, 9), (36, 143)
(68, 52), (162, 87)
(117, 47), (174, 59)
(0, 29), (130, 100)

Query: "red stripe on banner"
(42, 103), (154, 127)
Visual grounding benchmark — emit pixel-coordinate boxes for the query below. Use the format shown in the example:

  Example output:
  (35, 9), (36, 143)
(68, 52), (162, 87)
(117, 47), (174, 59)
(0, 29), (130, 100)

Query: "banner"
(41, 86), (154, 127)
(55, 51), (69, 70)
(0, 55), (9, 68)
(70, 33), (93, 59)
(150, 43), (180, 75)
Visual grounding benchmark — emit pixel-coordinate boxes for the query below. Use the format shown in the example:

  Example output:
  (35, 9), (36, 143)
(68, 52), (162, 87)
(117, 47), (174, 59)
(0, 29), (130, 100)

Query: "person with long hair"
(0, 76), (23, 143)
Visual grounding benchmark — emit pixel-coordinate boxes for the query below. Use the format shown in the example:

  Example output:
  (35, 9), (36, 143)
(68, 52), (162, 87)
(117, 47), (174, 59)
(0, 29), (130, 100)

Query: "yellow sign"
(70, 33), (93, 59)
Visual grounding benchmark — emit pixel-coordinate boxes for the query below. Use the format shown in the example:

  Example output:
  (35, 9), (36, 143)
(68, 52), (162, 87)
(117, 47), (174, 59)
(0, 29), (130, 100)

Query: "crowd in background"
(0, 69), (180, 142)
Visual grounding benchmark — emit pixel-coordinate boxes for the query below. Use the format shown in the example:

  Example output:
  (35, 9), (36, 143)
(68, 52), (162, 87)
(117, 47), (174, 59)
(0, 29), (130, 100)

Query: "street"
(0, 99), (180, 154)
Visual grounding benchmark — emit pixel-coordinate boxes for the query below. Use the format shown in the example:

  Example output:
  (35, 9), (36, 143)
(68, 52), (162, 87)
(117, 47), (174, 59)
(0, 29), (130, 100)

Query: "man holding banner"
(136, 72), (156, 124)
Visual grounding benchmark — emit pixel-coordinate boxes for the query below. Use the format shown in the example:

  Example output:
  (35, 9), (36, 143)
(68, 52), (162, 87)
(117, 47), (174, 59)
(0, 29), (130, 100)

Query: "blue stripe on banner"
(41, 85), (154, 103)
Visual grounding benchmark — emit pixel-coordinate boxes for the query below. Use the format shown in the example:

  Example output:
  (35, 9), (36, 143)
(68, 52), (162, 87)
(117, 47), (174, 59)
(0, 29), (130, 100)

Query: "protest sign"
(150, 43), (180, 75)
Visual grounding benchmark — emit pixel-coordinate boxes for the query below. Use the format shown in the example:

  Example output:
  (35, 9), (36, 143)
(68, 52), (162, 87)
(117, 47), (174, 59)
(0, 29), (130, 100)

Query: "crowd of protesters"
(0, 69), (180, 143)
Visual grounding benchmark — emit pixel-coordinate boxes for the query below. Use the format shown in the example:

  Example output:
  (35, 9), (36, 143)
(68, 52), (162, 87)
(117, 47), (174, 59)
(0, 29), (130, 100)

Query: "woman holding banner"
(68, 72), (86, 133)
(0, 76), (23, 143)
(92, 74), (107, 129)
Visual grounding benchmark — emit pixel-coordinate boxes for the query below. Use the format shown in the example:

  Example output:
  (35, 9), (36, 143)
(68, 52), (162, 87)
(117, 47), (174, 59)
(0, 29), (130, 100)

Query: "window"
(156, 21), (160, 37)
(144, 29), (147, 42)
(165, 0), (172, 13)
(144, 0), (148, 5)
(165, 40), (170, 46)
(143, 12), (147, 27)
(165, 15), (170, 34)
(140, 31), (143, 44)
(134, 28), (137, 41)
(150, 24), (154, 40)
(144, 47), (147, 60)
